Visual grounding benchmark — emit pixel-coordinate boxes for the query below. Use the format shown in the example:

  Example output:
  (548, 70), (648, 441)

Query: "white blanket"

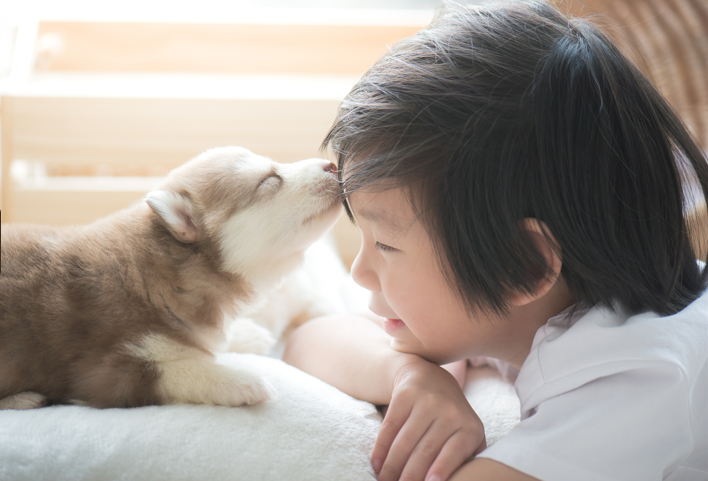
(0, 357), (519, 480)
(0, 354), (382, 481)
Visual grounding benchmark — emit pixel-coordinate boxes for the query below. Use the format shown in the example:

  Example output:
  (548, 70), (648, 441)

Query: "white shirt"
(478, 288), (708, 481)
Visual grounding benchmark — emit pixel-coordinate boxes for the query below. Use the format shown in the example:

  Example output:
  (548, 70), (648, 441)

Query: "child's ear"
(509, 218), (563, 306)
(145, 190), (200, 243)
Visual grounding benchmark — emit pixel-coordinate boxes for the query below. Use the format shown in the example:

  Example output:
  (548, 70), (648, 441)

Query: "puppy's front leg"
(157, 358), (276, 406)
(226, 318), (277, 355)
(129, 333), (276, 406)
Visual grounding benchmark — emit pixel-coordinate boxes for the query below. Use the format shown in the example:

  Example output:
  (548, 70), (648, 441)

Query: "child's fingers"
(425, 429), (487, 481)
(395, 419), (452, 481)
(473, 436), (488, 456)
(371, 397), (413, 477)
(376, 408), (433, 481)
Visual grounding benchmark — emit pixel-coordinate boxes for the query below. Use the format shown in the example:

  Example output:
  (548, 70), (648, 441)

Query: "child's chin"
(390, 339), (451, 366)
(389, 337), (424, 357)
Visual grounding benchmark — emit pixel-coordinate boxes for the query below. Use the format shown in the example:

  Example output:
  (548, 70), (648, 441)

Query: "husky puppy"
(0, 146), (342, 410)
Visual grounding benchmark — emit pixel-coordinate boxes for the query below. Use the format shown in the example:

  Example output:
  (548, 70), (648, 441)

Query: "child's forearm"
(283, 314), (423, 405)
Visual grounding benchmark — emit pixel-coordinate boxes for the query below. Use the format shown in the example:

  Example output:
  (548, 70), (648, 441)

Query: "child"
(283, 1), (708, 480)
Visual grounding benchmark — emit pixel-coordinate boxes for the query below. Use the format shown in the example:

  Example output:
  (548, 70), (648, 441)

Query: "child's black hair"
(324, 0), (708, 318)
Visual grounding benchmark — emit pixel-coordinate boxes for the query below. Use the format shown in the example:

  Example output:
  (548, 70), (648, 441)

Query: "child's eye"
(375, 242), (396, 252)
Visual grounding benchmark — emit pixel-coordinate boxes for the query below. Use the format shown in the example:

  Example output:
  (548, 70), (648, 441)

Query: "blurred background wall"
(1, 0), (706, 264)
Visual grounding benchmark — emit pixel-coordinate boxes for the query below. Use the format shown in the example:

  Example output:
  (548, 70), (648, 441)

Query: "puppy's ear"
(145, 190), (200, 243)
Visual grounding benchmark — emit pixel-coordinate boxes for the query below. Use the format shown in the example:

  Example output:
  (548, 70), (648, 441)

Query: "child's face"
(348, 187), (524, 365)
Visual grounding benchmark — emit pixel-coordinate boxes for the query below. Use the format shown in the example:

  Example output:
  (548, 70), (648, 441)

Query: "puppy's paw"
(0, 391), (47, 410)
(226, 318), (277, 355)
(209, 368), (277, 406)
(158, 358), (277, 407)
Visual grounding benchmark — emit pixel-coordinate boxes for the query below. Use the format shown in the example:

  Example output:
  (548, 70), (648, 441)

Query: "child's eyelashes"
(375, 242), (397, 252)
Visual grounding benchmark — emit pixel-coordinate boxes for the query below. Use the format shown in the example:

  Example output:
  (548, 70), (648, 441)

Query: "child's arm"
(283, 314), (485, 481)
(283, 313), (414, 405)
(449, 459), (540, 481)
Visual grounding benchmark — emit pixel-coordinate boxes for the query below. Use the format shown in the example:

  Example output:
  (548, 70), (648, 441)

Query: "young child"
(283, 1), (708, 480)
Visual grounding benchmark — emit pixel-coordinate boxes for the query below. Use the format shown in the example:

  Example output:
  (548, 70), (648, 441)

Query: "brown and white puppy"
(0, 146), (342, 410)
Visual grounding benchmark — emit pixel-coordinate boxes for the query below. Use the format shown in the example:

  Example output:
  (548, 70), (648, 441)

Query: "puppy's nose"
(323, 162), (338, 175)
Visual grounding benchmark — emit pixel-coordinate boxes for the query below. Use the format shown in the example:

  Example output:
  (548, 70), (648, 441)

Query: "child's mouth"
(383, 318), (405, 334)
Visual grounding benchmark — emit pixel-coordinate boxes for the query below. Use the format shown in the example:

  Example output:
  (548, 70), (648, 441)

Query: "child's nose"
(351, 250), (380, 292)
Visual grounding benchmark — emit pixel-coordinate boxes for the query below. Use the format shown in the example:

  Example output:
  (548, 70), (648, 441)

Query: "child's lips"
(383, 318), (405, 334)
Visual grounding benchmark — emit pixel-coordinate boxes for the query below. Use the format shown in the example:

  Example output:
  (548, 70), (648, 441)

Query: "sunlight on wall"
(0, 0), (446, 267)
(2, 0), (441, 23)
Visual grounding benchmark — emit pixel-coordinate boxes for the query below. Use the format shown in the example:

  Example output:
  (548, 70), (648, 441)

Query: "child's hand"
(372, 357), (486, 481)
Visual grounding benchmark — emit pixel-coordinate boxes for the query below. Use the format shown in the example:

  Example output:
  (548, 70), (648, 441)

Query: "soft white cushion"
(0, 354), (382, 481)
(0, 357), (522, 481)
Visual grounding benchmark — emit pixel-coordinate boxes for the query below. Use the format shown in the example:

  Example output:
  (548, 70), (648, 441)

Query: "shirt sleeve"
(477, 363), (693, 481)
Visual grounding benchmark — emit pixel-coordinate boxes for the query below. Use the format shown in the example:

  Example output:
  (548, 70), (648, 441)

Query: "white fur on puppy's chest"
(226, 318), (277, 355)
